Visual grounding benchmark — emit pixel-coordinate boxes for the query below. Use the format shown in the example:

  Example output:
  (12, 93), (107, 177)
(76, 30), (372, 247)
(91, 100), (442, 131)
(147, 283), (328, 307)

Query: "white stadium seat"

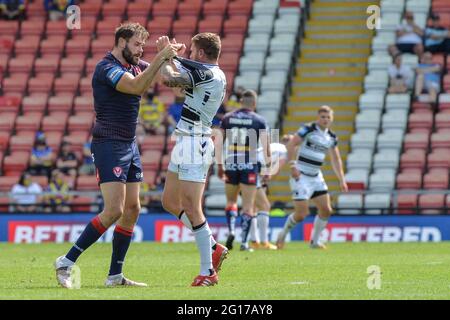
(351, 129), (377, 150)
(347, 151), (373, 170)
(369, 170), (396, 190)
(359, 92), (385, 111)
(337, 194), (363, 215)
(364, 193), (392, 214)
(373, 150), (400, 170)
(244, 34), (271, 54)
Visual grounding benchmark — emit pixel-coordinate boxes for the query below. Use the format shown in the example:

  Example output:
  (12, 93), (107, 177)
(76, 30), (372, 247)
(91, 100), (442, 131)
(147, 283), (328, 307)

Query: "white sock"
(180, 211), (216, 248)
(280, 213), (298, 239)
(179, 211), (193, 231)
(257, 212), (270, 243)
(312, 215), (328, 245)
(193, 222), (213, 276)
(249, 217), (259, 243)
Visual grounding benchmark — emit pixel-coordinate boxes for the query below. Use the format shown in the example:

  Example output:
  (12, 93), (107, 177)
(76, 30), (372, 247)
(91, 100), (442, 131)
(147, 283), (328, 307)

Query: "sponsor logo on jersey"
(113, 167), (123, 178)
(135, 172), (143, 179)
(196, 70), (206, 80)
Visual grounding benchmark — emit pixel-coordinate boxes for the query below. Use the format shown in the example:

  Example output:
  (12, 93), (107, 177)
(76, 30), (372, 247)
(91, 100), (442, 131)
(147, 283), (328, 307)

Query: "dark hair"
(18, 172), (30, 186)
(115, 22), (149, 46)
(191, 33), (221, 60)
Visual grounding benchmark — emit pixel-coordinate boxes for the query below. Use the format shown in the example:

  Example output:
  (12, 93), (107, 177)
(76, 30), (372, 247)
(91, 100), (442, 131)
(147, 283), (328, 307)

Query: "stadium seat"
(0, 20), (19, 35)
(223, 15), (249, 35)
(141, 150), (162, 171)
(430, 131), (450, 148)
(46, 131), (64, 153)
(14, 36), (40, 55)
(54, 73), (81, 95)
(15, 112), (43, 133)
(34, 54), (61, 73)
(68, 113), (95, 132)
(71, 196), (96, 212)
(147, 16), (173, 35)
(396, 194), (418, 215)
(198, 16), (224, 34)
(60, 55), (86, 73)
(203, 0), (228, 16)
(427, 149), (450, 169)
(423, 169), (449, 189)
(337, 194), (363, 215)
(345, 169), (369, 190)
(435, 113), (450, 130)
(9, 129), (36, 152)
(22, 94), (49, 113)
(0, 176), (19, 192)
(76, 176), (99, 191)
(419, 194), (446, 214)
(0, 112), (17, 132)
(403, 132), (429, 150)
(140, 135), (166, 152)
(172, 16), (199, 35)
(221, 34), (244, 53)
(0, 95), (21, 113)
(40, 36), (66, 55)
(78, 1), (102, 18)
(408, 112), (433, 130)
(151, 1), (178, 17)
(65, 36), (91, 55)
(364, 194), (391, 214)
(400, 149), (426, 171)
(27, 74), (55, 94)
(47, 95), (74, 113)
(41, 112), (69, 132)
(7, 54), (34, 73)
(228, 0), (253, 16)
(102, 1), (127, 18)
(177, 1), (202, 17)
(127, 1), (152, 17)
(91, 36), (114, 55)
(377, 129), (404, 151)
(74, 96), (93, 113)
(0, 35), (14, 55)
(369, 170), (396, 190)
(346, 151), (372, 170)
(46, 20), (69, 37)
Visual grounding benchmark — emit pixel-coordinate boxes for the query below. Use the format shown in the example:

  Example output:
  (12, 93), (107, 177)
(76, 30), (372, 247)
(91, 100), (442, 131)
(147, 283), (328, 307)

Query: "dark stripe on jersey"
(185, 92), (193, 98)
(180, 117), (195, 125)
(181, 107), (200, 122)
(298, 156), (323, 166)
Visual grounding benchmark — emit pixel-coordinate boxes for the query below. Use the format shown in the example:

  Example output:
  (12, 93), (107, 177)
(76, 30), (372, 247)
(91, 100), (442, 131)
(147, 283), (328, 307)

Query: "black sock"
(108, 225), (133, 276)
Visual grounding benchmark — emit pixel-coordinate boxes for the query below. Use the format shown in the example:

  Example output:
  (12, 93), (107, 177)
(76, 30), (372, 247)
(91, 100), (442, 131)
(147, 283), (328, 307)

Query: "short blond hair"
(318, 105), (333, 115)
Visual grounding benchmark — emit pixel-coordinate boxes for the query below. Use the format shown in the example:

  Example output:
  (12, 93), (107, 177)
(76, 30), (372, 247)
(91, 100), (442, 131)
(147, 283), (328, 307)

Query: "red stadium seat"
(79, 76), (94, 94)
(70, 18), (97, 37)
(60, 55), (86, 73)
(125, 16), (148, 26)
(91, 36), (114, 55)
(46, 131), (64, 153)
(34, 54), (61, 73)
(8, 54), (34, 73)
(203, 0), (228, 16)
(400, 149), (426, 171)
(65, 36), (91, 55)
(0, 112), (17, 132)
(427, 149), (450, 169)
(102, 1), (127, 18)
(198, 16), (224, 34)
(54, 73), (81, 95)
(74, 96), (93, 112)
(221, 34), (244, 53)
(85, 55), (103, 74)
(0, 53), (8, 73)
(0, 176), (19, 192)
(64, 131), (90, 153)
(411, 101), (432, 112)
(0, 131), (10, 152)
(3, 151), (30, 176)
(152, 1), (178, 17)
(27, 74), (55, 94)
(71, 196), (95, 212)
(403, 132), (429, 150)
(223, 16), (249, 35)
(141, 150), (162, 171)
(396, 171), (422, 189)
(140, 135), (166, 152)
(0, 95), (21, 113)
(26, 1), (47, 19)
(76, 176), (99, 191)
(14, 36), (40, 55)
(78, 1), (102, 17)
(1, 73), (29, 95)
(228, 0), (253, 16)
(172, 16), (199, 35)
(430, 131), (450, 148)
(0, 35), (14, 55)
(435, 113), (450, 130)
(48, 95), (74, 113)
(68, 112), (95, 132)
(46, 20), (69, 36)
(0, 21), (19, 35)
(22, 94), (49, 113)
(423, 169), (449, 189)
(40, 36), (66, 55)
(41, 112), (69, 132)
(397, 194), (418, 215)
(20, 20), (46, 36)
(177, 1), (202, 17)
(15, 112), (43, 132)
(408, 111), (433, 130)
(9, 132), (36, 152)
(96, 20), (121, 37)
(127, 1), (153, 17)
(220, 52), (240, 72)
(419, 194), (446, 214)
(147, 17), (173, 35)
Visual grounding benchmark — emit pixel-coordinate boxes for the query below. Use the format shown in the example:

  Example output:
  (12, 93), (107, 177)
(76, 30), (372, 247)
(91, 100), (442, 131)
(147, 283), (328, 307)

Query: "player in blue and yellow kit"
(54, 23), (180, 288)
(218, 90), (271, 252)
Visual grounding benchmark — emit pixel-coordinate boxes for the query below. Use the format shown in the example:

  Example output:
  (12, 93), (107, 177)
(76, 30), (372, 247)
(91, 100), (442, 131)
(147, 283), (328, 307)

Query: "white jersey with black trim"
(173, 57), (227, 136)
(295, 122), (338, 176)
(257, 143), (288, 166)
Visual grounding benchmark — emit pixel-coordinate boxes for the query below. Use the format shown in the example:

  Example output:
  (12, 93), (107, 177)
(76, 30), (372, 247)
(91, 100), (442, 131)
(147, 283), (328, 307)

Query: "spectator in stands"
(0, 0), (25, 20)
(422, 14), (450, 54)
(212, 103), (227, 127)
(389, 11), (424, 57)
(56, 141), (78, 178)
(43, 169), (72, 213)
(45, 0), (73, 21)
(10, 172), (43, 213)
(29, 132), (54, 178)
(139, 88), (166, 135)
(226, 85), (245, 111)
(388, 53), (414, 93)
(415, 51), (442, 104)
(78, 137), (95, 176)
(166, 91), (185, 134)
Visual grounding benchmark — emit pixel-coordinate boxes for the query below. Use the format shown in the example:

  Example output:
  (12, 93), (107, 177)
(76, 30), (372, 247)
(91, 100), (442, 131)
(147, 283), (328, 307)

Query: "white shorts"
(167, 135), (214, 183)
(289, 172), (328, 201)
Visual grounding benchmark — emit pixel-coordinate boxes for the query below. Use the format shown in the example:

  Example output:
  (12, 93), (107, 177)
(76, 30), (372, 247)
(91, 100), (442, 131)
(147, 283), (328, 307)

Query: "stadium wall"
(1, 214), (449, 243)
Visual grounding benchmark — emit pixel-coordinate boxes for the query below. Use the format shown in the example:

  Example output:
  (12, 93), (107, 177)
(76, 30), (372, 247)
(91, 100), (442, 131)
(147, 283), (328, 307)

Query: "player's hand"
(291, 167), (300, 180)
(171, 38), (186, 56)
(158, 43), (179, 61)
(340, 180), (348, 193)
(217, 165), (225, 180)
(156, 36), (170, 52)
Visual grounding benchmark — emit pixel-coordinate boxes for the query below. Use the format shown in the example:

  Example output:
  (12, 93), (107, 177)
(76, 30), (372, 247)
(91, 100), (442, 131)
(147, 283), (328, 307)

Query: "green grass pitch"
(0, 242), (449, 300)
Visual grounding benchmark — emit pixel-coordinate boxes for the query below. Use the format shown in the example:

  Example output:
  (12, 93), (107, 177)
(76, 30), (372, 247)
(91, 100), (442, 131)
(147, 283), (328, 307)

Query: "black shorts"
(224, 163), (259, 186)
(395, 43), (418, 54)
(91, 140), (143, 184)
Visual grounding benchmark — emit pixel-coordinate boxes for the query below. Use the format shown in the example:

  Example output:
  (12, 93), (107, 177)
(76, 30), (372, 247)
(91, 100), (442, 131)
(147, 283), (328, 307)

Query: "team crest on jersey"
(113, 167), (123, 178)
(196, 69), (206, 80)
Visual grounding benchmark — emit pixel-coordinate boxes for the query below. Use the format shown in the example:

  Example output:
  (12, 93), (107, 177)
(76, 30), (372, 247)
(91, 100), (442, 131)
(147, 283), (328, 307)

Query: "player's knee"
(320, 206), (333, 218)
(104, 205), (124, 222)
(162, 197), (180, 215)
(125, 202), (141, 216)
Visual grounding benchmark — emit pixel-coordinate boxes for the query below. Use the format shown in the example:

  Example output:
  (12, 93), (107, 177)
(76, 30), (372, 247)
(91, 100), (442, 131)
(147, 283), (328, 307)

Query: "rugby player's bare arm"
(160, 61), (193, 89)
(115, 45), (177, 96)
(287, 134), (302, 179)
(215, 128), (226, 179)
(329, 146), (348, 192)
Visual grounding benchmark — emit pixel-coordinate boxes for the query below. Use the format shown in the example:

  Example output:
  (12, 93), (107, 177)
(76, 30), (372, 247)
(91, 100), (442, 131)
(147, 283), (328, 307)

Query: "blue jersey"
(91, 52), (149, 142)
(220, 108), (268, 165)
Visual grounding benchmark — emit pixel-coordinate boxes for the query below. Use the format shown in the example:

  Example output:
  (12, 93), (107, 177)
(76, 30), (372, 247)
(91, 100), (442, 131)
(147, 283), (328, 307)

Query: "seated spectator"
(0, 0), (25, 20)
(388, 53), (414, 93)
(56, 141), (78, 178)
(167, 91), (184, 134)
(29, 132), (54, 178)
(78, 138), (95, 176)
(45, 0), (73, 21)
(415, 51), (442, 104)
(139, 88), (166, 135)
(10, 172), (43, 213)
(389, 11), (424, 57)
(423, 14), (450, 54)
(43, 169), (72, 213)
(212, 103), (227, 128)
(226, 86), (245, 111)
